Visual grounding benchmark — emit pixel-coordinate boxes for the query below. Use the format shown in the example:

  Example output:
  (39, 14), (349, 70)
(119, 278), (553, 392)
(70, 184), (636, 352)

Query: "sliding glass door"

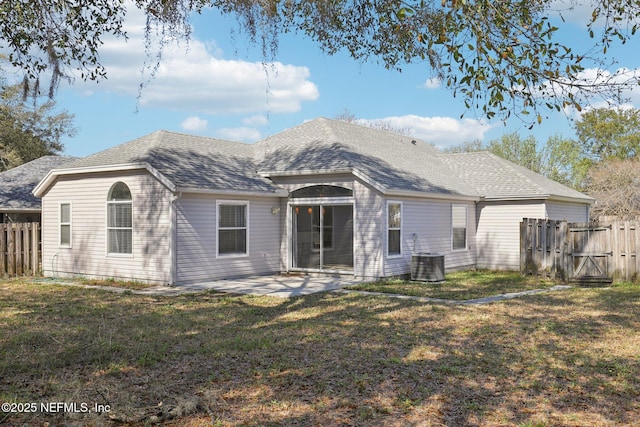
(291, 204), (353, 272)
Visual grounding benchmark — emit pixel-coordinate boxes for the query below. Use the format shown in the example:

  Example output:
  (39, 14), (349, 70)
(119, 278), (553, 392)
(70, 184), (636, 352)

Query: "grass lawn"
(0, 275), (639, 426)
(347, 270), (558, 300)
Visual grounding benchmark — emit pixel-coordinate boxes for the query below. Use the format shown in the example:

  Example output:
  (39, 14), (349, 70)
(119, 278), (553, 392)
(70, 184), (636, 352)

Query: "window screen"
(452, 205), (467, 250)
(218, 203), (248, 255)
(107, 182), (132, 254)
(388, 202), (401, 256)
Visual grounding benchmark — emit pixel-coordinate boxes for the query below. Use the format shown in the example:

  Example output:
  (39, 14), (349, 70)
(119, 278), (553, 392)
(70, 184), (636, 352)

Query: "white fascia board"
(258, 168), (354, 177)
(350, 168), (387, 194)
(177, 187), (288, 198)
(258, 167), (389, 195)
(33, 163), (176, 197)
(384, 188), (480, 202)
(481, 194), (594, 204)
(547, 194), (595, 204)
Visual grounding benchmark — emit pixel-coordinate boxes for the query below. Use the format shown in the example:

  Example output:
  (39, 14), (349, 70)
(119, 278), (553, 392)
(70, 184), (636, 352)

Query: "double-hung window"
(217, 201), (248, 256)
(452, 204), (468, 250)
(387, 202), (402, 256)
(59, 202), (71, 247)
(107, 182), (133, 255)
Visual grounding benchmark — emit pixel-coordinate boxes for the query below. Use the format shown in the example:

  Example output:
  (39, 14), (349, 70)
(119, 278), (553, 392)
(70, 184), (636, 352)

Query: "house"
(0, 156), (78, 223)
(33, 118), (593, 284)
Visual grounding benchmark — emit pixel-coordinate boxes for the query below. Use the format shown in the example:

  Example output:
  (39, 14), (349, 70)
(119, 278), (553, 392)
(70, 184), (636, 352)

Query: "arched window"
(107, 182), (132, 254)
(290, 185), (353, 198)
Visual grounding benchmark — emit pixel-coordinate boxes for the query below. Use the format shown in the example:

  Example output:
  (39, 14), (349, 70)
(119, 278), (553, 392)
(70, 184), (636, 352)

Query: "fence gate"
(568, 223), (612, 283)
(520, 218), (640, 283)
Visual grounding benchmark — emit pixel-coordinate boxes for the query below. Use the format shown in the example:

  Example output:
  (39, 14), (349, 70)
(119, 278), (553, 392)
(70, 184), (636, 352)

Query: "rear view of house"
(33, 118), (593, 285)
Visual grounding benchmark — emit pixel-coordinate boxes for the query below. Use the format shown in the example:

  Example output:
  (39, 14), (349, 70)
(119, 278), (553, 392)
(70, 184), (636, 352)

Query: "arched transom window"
(107, 182), (132, 254)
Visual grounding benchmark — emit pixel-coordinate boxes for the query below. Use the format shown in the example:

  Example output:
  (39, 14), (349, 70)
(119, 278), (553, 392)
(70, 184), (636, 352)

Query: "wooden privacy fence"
(521, 218), (640, 283)
(1, 222), (40, 277)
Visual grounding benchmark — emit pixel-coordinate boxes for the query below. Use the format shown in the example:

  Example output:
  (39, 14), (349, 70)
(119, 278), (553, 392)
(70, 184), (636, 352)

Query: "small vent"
(411, 253), (445, 282)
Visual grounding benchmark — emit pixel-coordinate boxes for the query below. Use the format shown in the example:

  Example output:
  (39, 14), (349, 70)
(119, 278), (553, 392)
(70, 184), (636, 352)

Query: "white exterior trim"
(58, 201), (72, 248)
(33, 162), (176, 197)
(177, 186), (287, 197)
(482, 194), (594, 204)
(215, 200), (250, 259)
(451, 204), (468, 252)
(386, 200), (403, 259)
(106, 181), (134, 257)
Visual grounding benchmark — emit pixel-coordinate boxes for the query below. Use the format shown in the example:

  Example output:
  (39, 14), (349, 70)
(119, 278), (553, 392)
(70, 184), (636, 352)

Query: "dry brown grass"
(348, 270), (557, 300)
(0, 278), (638, 426)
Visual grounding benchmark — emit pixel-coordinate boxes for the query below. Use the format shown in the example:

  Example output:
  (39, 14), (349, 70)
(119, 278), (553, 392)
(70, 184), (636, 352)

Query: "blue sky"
(44, 2), (640, 157)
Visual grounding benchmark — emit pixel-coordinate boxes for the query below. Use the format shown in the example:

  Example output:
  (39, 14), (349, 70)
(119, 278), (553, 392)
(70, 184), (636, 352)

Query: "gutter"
(480, 194), (594, 204)
(176, 186), (288, 198)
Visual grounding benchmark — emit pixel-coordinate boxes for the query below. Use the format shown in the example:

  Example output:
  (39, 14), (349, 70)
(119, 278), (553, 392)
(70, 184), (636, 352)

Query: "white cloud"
(216, 127), (262, 141)
(539, 67), (640, 116)
(181, 116), (208, 131)
(421, 77), (442, 89)
(69, 5), (319, 115)
(360, 115), (495, 149)
(549, 1), (596, 26)
(242, 115), (269, 126)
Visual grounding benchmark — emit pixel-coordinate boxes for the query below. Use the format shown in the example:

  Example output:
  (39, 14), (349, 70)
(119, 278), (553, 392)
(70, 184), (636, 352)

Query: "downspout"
(169, 191), (182, 286)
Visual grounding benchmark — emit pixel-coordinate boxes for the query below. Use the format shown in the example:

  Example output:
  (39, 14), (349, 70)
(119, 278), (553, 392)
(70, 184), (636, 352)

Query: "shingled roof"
(254, 118), (476, 196)
(34, 118), (593, 203)
(59, 130), (280, 194)
(0, 156), (78, 211)
(439, 151), (593, 202)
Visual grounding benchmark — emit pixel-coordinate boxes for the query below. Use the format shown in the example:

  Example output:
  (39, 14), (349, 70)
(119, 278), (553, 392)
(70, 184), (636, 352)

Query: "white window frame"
(312, 205), (334, 252)
(451, 204), (468, 251)
(216, 200), (250, 258)
(106, 182), (133, 257)
(59, 202), (72, 248)
(387, 201), (402, 258)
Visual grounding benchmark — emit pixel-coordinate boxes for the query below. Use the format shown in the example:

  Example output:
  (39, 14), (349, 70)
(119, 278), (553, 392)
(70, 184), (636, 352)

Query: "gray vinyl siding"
(383, 198), (477, 277)
(175, 193), (282, 284)
(475, 200), (546, 270)
(545, 200), (590, 222)
(353, 179), (385, 279)
(41, 170), (172, 283)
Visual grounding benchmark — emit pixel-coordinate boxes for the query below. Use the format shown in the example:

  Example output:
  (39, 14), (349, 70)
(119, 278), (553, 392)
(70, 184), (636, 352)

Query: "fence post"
(0, 224), (5, 277)
(7, 224), (15, 276)
(520, 219), (527, 274)
(612, 220), (620, 281)
(22, 223), (30, 275)
(635, 221), (640, 282)
(32, 222), (40, 274)
(15, 224), (23, 276)
(559, 220), (568, 281)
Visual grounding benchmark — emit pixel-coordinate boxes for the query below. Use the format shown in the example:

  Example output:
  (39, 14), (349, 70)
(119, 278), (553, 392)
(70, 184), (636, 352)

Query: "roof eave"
(385, 189), (481, 202)
(176, 186), (288, 197)
(33, 162), (177, 197)
(258, 168), (354, 178)
(258, 167), (389, 195)
(481, 194), (594, 204)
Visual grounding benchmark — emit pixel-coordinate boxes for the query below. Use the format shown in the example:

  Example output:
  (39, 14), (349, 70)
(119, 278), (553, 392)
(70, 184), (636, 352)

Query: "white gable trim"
(33, 162), (176, 197)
